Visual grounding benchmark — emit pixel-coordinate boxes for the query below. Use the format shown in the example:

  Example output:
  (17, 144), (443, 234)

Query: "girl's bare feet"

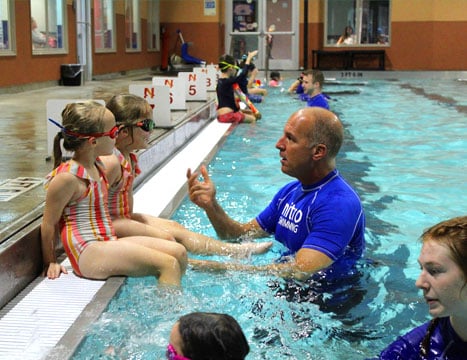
(231, 241), (272, 258)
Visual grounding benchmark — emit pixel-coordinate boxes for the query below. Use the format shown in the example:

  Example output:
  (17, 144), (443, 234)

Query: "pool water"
(72, 78), (466, 359)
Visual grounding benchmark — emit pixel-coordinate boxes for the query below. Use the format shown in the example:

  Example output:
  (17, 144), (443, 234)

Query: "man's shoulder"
(307, 93), (329, 108)
(321, 173), (363, 206)
(333, 172), (359, 190)
(271, 180), (302, 201)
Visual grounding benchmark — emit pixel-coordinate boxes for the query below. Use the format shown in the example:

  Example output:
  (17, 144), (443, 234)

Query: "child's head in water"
(168, 312), (250, 360)
(269, 71), (282, 87)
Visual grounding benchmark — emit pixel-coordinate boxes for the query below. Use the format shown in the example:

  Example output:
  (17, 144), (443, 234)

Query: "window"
(0, 0), (14, 55)
(232, 1), (258, 33)
(125, 0), (140, 51)
(31, 0), (66, 54)
(94, 0), (115, 52)
(326, 0), (390, 46)
(146, 0), (160, 51)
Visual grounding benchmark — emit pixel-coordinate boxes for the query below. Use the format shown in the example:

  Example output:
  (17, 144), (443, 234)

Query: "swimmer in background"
(246, 64), (268, 100)
(216, 50), (260, 123)
(268, 71), (282, 87)
(301, 69), (330, 110)
(237, 57), (266, 103)
(288, 72), (305, 94)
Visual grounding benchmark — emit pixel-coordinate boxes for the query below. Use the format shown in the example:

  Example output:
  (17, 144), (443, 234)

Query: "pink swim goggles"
(166, 344), (191, 360)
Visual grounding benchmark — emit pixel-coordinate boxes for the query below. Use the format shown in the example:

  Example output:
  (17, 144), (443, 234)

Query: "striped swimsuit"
(45, 159), (117, 277)
(107, 148), (141, 219)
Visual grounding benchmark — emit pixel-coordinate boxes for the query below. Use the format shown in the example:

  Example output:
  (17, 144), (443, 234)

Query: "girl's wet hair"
(270, 71), (281, 80)
(178, 312), (250, 360)
(419, 317), (440, 359)
(418, 216), (466, 358)
(106, 93), (152, 127)
(421, 216), (467, 282)
(52, 101), (106, 168)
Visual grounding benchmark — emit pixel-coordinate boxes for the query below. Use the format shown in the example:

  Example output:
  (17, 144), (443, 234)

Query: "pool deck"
(0, 69), (466, 359)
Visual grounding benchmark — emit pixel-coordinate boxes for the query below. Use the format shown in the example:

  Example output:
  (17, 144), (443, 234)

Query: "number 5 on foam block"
(178, 71), (207, 101)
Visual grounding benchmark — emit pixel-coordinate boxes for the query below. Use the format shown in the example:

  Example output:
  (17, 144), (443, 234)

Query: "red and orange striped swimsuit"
(45, 159), (117, 276)
(107, 148), (141, 219)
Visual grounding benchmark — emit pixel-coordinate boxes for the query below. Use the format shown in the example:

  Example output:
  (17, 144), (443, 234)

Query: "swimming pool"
(72, 78), (466, 359)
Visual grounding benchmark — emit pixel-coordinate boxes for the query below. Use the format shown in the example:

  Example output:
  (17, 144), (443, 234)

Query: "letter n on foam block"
(129, 84), (172, 128)
(152, 77), (186, 111)
(178, 71), (207, 101)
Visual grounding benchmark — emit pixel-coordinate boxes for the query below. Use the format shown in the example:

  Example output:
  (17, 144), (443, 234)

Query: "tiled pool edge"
(44, 277), (124, 360)
(46, 119), (235, 359)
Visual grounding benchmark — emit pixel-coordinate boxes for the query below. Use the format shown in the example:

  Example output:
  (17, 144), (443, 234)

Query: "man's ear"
(312, 144), (327, 160)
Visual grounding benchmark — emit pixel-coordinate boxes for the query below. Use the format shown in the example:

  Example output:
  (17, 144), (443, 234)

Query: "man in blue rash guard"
(186, 107), (365, 283)
(301, 69), (330, 110)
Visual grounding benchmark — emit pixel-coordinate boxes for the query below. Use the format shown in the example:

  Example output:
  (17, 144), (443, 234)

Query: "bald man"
(187, 107), (365, 281)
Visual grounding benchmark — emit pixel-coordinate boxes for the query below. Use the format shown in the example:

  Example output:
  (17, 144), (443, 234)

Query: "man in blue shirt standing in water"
(187, 107), (365, 285)
(301, 69), (330, 110)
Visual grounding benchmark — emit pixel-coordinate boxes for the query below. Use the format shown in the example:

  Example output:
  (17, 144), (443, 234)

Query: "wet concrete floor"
(0, 71), (173, 240)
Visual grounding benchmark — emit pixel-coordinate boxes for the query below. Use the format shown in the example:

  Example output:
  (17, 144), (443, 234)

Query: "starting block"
(152, 77), (187, 111)
(178, 71), (207, 101)
(194, 64), (218, 92)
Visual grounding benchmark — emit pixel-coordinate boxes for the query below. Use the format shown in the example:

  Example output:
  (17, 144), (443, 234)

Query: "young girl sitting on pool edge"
(42, 101), (186, 287)
(101, 93), (271, 258)
(216, 50), (260, 123)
